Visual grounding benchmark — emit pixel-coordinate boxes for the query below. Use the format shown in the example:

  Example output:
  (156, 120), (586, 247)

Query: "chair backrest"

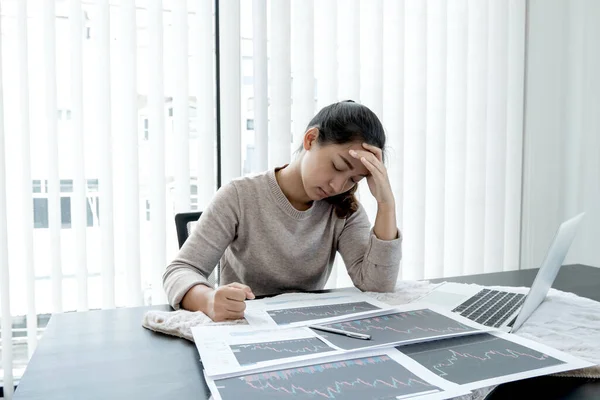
(174, 211), (219, 287)
(174, 212), (203, 248)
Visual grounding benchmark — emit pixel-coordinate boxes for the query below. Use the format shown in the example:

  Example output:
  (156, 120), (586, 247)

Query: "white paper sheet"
(396, 330), (595, 391)
(243, 291), (392, 327)
(204, 348), (471, 400)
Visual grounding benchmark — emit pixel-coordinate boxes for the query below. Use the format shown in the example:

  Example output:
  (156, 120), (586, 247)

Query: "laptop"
(417, 212), (585, 333)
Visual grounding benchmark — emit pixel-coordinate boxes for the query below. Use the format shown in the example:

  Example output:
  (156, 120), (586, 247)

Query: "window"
(61, 197), (72, 228)
(60, 179), (73, 192)
(246, 118), (254, 130)
(84, 10), (91, 39)
(56, 109), (72, 120)
(33, 180), (42, 193)
(86, 196), (100, 226)
(189, 106), (199, 139)
(190, 184), (199, 211)
(32, 179), (100, 229)
(143, 118), (149, 141)
(87, 179), (99, 192)
(33, 198), (48, 229)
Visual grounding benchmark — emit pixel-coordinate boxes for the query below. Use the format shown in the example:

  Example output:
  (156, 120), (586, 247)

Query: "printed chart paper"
(193, 305), (489, 378)
(397, 331), (595, 391)
(205, 349), (470, 400)
(192, 325), (340, 378)
(310, 306), (488, 351)
(195, 291), (594, 398)
(243, 291), (391, 327)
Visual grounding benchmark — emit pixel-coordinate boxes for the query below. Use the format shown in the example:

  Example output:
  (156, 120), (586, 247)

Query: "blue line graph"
(312, 309), (477, 350)
(230, 338), (335, 366)
(399, 333), (565, 384)
(215, 355), (441, 400)
(267, 302), (381, 325)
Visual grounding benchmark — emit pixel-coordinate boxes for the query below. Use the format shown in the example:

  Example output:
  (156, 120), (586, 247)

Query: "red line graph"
(222, 356), (437, 399)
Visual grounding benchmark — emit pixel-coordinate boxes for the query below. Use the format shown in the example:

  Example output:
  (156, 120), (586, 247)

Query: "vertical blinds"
(0, 1), (526, 396)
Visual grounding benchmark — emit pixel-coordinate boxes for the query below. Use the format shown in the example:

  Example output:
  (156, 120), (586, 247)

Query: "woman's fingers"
(227, 282), (256, 299)
(220, 286), (247, 302)
(359, 156), (381, 176)
(211, 307), (245, 322)
(225, 299), (247, 313)
(349, 149), (385, 174)
(362, 142), (383, 162)
(209, 283), (255, 322)
(224, 312), (245, 321)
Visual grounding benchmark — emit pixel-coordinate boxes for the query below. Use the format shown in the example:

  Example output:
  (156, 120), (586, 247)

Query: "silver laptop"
(417, 212), (585, 332)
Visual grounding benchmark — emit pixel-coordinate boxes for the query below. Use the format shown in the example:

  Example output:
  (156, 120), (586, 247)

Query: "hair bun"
(325, 185), (359, 219)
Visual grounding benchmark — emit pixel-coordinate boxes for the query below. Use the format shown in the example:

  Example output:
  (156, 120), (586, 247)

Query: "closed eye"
(333, 162), (363, 184)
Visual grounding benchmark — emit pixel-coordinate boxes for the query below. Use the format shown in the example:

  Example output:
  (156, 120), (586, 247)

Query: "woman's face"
(300, 130), (371, 201)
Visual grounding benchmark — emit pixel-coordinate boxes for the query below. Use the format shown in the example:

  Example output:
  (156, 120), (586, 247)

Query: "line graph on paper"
(311, 309), (478, 350)
(214, 355), (441, 400)
(267, 302), (381, 325)
(230, 338), (336, 366)
(399, 333), (565, 384)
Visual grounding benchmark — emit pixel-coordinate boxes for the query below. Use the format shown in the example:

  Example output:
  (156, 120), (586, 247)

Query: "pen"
(309, 325), (371, 340)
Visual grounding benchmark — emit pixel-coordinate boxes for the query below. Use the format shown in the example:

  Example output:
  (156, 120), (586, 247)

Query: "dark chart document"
(215, 355), (441, 400)
(231, 338), (335, 366)
(399, 333), (565, 385)
(313, 309), (477, 350)
(267, 302), (381, 325)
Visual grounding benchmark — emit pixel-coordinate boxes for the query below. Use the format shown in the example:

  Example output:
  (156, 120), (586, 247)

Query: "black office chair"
(174, 212), (219, 288)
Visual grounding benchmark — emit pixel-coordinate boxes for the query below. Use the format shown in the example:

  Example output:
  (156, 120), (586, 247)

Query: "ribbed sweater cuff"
(365, 229), (402, 266)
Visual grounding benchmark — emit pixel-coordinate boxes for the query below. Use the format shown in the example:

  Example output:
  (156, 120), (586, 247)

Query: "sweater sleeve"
(336, 204), (402, 292)
(162, 182), (240, 309)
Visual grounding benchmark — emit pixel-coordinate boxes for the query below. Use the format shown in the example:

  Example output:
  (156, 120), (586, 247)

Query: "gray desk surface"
(13, 264), (600, 399)
(429, 264), (600, 302)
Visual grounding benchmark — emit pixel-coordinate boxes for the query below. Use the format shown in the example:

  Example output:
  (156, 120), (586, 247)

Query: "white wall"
(522, 0), (600, 269)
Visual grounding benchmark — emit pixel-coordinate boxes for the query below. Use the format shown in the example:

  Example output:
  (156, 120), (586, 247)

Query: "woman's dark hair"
(303, 100), (386, 219)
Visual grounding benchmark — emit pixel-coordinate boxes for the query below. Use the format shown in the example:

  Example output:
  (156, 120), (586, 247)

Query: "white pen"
(309, 325), (371, 340)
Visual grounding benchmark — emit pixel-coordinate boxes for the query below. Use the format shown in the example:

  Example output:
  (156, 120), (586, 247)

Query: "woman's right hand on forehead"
(205, 282), (255, 322)
(349, 143), (395, 206)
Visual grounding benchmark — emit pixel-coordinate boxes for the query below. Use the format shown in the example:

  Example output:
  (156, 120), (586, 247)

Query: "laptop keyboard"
(452, 289), (526, 328)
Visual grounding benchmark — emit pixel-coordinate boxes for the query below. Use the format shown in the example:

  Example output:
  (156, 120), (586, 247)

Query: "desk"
(13, 264), (600, 399)
(430, 264), (600, 400)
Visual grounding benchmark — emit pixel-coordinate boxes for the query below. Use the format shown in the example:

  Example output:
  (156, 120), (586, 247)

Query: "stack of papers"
(192, 291), (592, 400)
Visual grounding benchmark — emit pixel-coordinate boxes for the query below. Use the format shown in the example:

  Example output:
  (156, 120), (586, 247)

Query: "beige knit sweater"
(163, 168), (402, 309)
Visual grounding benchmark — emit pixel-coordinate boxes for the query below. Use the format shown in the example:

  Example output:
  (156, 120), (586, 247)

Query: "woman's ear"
(303, 127), (319, 151)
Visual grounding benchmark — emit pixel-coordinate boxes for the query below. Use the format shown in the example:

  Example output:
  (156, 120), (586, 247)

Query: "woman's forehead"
(324, 141), (363, 152)
(329, 144), (370, 174)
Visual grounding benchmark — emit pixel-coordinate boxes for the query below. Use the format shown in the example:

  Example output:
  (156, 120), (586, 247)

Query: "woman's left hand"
(349, 143), (395, 206)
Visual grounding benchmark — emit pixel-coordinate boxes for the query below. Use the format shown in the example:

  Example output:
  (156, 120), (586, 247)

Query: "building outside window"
(31, 179), (101, 229)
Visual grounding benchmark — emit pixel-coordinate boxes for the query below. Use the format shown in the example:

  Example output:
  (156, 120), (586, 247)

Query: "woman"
(163, 100), (402, 321)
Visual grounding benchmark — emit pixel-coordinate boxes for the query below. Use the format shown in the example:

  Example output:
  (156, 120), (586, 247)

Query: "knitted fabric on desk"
(142, 281), (600, 400)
